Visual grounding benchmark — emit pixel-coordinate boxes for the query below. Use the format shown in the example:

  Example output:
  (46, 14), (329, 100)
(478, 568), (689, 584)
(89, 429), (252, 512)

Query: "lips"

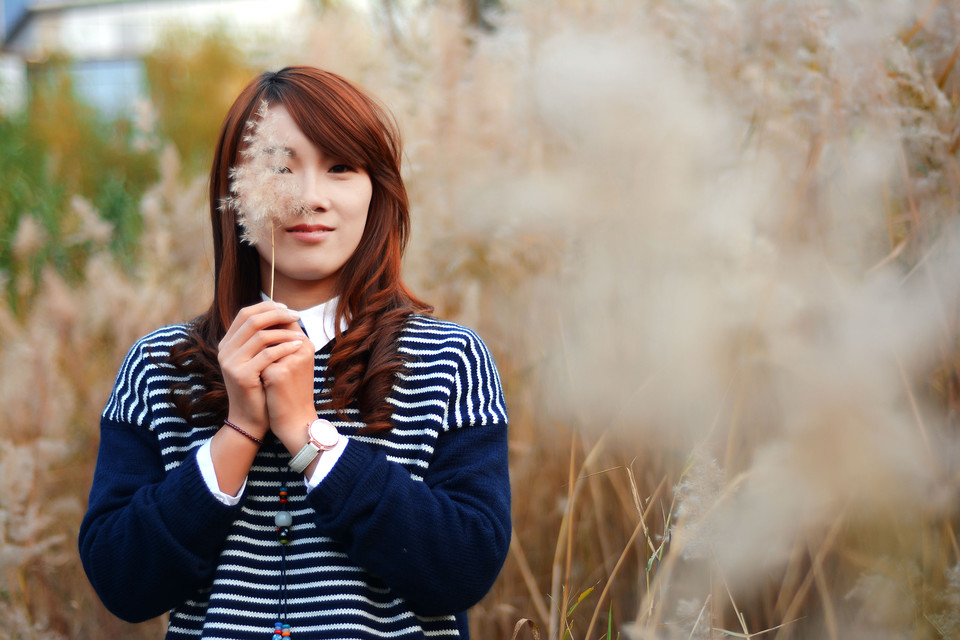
(286, 223), (334, 243)
(287, 223), (333, 233)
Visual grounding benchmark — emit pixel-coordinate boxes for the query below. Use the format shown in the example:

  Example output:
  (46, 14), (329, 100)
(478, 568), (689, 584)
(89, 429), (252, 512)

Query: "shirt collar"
(260, 293), (346, 352)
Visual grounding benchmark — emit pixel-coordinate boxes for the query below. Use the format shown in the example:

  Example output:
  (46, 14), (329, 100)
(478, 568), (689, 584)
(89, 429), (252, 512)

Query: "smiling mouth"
(287, 223), (334, 233)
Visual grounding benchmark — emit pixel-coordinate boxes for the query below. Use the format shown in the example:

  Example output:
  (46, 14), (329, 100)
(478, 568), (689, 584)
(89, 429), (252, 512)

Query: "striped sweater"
(79, 315), (511, 639)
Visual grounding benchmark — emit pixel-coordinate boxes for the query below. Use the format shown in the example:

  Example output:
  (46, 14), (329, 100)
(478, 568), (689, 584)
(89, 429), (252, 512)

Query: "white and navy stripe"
(100, 315), (506, 639)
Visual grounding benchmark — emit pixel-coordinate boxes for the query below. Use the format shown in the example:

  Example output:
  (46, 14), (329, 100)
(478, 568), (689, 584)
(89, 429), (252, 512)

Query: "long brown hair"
(168, 67), (432, 432)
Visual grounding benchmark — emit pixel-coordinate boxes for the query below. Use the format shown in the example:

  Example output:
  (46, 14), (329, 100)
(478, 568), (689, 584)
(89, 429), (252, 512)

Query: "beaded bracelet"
(223, 419), (263, 445)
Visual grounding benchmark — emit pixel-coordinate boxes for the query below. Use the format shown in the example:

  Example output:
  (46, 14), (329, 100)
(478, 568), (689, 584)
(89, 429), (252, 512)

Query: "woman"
(79, 67), (511, 639)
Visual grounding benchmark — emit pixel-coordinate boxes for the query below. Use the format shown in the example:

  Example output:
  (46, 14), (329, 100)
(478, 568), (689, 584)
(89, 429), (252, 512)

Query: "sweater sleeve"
(305, 327), (511, 616)
(78, 333), (244, 623)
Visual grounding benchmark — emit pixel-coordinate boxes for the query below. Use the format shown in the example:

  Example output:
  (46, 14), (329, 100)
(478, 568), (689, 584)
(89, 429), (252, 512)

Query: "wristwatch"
(288, 418), (340, 473)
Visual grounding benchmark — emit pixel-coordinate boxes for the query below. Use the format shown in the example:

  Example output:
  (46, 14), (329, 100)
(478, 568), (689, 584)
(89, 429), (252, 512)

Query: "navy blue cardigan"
(79, 315), (510, 639)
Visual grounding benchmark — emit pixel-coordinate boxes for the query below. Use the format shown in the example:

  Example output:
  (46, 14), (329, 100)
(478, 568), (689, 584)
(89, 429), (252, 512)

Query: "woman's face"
(251, 104), (372, 308)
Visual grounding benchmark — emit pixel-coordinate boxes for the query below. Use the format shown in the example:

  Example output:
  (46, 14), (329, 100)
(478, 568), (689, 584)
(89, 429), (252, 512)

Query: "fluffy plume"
(11, 215), (47, 263)
(66, 196), (113, 246)
(221, 101), (308, 245)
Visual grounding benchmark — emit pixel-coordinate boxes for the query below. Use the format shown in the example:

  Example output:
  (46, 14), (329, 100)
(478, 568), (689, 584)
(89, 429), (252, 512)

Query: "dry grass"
(2, 1), (960, 638)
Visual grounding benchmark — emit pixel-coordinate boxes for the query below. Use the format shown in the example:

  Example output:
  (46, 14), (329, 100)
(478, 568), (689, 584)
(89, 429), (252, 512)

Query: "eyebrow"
(262, 145), (297, 160)
(273, 144), (350, 164)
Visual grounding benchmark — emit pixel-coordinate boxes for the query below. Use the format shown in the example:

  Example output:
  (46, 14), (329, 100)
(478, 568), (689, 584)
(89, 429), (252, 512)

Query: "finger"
(275, 319), (306, 334)
(219, 329), (306, 375)
(234, 328), (306, 358)
(264, 338), (315, 373)
(220, 313), (302, 361)
(232, 306), (300, 343)
(222, 301), (286, 340)
(222, 302), (299, 344)
(223, 335), (304, 385)
(246, 339), (305, 372)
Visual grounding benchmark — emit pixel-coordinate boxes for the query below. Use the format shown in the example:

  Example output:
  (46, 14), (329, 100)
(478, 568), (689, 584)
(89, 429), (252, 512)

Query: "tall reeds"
(1, 1), (959, 638)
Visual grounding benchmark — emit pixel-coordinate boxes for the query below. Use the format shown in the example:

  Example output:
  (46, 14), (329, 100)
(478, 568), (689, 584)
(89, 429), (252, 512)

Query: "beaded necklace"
(272, 483), (293, 639)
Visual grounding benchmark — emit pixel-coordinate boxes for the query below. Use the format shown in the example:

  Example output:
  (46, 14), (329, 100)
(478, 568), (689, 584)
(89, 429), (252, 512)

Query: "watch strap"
(289, 441), (321, 473)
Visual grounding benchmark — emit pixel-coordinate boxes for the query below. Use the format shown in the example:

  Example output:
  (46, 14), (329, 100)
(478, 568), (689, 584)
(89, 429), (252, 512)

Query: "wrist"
(210, 425), (261, 496)
(225, 413), (268, 440)
(273, 412), (322, 454)
(288, 418), (340, 474)
(223, 419), (263, 446)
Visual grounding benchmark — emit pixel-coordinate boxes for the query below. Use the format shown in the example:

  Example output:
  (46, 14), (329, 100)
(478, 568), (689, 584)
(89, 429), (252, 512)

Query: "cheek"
(349, 210), (370, 250)
(349, 186), (373, 236)
(354, 182), (373, 216)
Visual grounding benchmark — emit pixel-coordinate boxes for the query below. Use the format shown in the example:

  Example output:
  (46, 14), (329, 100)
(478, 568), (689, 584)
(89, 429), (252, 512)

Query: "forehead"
(263, 103), (356, 164)
(267, 105), (314, 153)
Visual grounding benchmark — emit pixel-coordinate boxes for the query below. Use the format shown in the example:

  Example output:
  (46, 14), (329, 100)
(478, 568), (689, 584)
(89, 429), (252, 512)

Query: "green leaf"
(567, 586), (595, 617)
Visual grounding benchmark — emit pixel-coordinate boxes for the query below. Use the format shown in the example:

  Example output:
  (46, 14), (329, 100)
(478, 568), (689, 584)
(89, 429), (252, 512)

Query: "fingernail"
(289, 310), (300, 319)
(276, 302), (288, 309)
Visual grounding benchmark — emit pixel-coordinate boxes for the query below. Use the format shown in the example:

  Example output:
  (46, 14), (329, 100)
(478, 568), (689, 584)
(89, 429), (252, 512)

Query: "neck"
(268, 283), (337, 311)
(259, 259), (338, 310)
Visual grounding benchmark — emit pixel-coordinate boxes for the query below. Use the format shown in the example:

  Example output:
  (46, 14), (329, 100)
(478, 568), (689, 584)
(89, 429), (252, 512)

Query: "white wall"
(5, 0), (311, 115)
(0, 53), (26, 113)
(9, 0), (311, 59)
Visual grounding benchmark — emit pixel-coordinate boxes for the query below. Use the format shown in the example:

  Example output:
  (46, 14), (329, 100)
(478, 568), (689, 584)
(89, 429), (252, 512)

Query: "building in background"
(0, 0), (310, 116)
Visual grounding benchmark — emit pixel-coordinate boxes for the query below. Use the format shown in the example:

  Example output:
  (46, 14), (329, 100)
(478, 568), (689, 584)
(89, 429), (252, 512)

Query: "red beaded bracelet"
(223, 419), (263, 445)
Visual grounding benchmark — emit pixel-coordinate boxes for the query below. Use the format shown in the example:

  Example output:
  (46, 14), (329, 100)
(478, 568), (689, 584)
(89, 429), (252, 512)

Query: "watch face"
(309, 419), (339, 449)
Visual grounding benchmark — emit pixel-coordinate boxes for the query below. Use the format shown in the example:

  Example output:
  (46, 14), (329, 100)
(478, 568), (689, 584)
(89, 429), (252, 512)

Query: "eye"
(276, 166), (292, 174)
(330, 164), (356, 174)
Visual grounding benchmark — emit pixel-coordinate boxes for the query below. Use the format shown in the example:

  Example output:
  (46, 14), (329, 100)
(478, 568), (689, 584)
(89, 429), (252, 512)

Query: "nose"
(300, 171), (330, 213)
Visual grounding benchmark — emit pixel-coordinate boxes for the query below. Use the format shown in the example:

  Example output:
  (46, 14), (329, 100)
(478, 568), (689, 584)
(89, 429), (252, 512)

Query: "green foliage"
(0, 58), (156, 311)
(0, 27), (255, 314)
(0, 110), (64, 307)
(143, 24), (258, 175)
(27, 58), (157, 204)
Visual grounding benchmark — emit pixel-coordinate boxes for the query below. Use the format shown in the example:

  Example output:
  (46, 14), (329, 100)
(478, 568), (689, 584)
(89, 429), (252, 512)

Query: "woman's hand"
(218, 301), (305, 438)
(261, 327), (318, 455)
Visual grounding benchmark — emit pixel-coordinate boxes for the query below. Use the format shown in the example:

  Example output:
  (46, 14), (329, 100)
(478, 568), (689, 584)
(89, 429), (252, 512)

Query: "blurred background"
(1, 0), (960, 638)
